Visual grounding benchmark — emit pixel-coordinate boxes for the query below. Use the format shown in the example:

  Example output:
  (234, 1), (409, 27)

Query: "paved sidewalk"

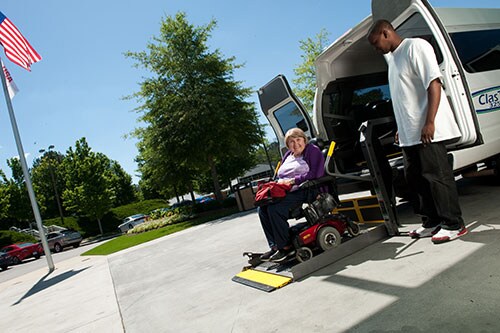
(0, 255), (122, 333)
(0, 177), (499, 332)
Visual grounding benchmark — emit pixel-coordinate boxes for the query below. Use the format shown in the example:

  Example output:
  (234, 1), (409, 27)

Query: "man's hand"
(421, 122), (435, 144)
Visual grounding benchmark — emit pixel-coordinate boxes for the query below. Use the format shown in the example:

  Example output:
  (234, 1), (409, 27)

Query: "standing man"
(367, 19), (467, 244)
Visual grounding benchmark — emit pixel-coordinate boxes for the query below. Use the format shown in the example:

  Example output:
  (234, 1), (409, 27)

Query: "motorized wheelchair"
(244, 140), (360, 266)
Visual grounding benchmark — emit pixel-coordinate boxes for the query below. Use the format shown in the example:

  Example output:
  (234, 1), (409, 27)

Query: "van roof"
(435, 8), (500, 33)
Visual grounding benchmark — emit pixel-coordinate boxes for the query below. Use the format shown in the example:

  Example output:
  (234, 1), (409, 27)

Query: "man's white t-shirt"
(384, 38), (461, 147)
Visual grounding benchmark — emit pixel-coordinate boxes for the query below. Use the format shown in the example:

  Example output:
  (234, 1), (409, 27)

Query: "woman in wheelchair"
(258, 128), (325, 262)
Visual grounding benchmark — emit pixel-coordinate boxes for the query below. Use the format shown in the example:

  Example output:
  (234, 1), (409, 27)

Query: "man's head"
(367, 19), (400, 54)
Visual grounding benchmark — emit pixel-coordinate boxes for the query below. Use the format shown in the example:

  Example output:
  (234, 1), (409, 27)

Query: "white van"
(259, 0), (500, 194)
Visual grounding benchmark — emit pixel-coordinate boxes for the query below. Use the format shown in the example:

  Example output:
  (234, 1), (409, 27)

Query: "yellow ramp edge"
(232, 269), (292, 292)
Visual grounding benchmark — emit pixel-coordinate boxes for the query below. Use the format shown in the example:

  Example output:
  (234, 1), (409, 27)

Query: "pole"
(43, 147), (64, 225)
(0, 60), (55, 272)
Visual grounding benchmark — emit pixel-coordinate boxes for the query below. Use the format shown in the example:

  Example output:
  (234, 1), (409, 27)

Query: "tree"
(126, 12), (263, 201)
(293, 29), (330, 114)
(31, 150), (66, 219)
(0, 170), (9, 219)
(62, 138), (113, 235)
(108, 160), (137, 207)
(4, 158), (33, 224)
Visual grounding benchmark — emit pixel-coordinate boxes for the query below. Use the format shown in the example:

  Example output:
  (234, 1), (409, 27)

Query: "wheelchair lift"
(233, 117), (401, 291)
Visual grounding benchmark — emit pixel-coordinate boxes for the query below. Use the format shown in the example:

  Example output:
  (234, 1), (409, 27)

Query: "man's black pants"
(402, 142), (464, 230)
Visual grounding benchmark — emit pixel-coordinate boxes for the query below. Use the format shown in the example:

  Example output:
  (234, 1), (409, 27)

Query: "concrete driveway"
(108, 176), (500, 332)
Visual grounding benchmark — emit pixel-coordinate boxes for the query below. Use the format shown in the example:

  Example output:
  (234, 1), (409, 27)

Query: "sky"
(0, 0), (497, 184)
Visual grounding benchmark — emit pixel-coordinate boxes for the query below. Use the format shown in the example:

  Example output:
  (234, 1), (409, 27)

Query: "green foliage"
(62, 138), (114, 234)
(4, 158), (33, 222)
(31, 150), (66, 219)
(126, 12), (263, 201)
(0, 170), (9, 219)
(0, 230), (37, 248)
(108, 161), (137, 207)
(43, 216), (80, 232)
(109, 199), (168, 220)
(127, 213), (193, 234)
(254, 140), (281, 168)
(292, 28), (330, 114)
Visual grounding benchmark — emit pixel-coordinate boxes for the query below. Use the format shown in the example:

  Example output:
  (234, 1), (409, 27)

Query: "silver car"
(47, 229), (83, 253)
(118, 214), (148, 233)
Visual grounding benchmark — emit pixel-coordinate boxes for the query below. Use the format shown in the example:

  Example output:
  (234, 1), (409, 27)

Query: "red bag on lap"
(254, 182), (292, 206)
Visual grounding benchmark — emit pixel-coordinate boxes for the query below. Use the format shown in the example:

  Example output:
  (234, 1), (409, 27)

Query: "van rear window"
(450, 29), (500, 73)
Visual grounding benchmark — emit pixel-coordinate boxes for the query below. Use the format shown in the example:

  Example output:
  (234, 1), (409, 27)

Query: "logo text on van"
(472, 86), (500, 114)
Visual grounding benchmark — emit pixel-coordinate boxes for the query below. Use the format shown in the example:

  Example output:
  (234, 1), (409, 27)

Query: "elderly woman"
(258, 128), (325, 262)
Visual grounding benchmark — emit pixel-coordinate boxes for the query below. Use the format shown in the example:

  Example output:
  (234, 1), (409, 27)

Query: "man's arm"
(422, 78), (441, 144)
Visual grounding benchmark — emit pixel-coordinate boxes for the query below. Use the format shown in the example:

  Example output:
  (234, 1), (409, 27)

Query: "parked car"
(46, 229), (83, 253)
(195, 196), (215, 204)
(118, 214), (148, 233)
(0, 242), (43, 265)
(0, 251), (13, 271)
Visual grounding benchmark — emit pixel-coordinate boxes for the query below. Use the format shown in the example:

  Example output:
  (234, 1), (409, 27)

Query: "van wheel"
(317, 226), (341, 251)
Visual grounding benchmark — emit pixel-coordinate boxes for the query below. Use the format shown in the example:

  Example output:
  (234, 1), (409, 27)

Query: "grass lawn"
(82, 207), (239, 256)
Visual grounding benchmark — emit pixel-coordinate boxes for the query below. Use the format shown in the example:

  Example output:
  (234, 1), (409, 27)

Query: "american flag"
(0, 11), (41, 71)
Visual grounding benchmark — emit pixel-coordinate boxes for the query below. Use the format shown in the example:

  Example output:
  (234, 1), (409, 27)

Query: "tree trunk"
(97, 217), (104, 235)
(208, 156), (223, 201)
(188, 182), (196, 202)
(174, 185), (180, 203)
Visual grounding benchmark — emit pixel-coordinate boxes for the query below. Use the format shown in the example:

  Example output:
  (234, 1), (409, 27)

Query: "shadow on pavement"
(12, 267), (90, 306)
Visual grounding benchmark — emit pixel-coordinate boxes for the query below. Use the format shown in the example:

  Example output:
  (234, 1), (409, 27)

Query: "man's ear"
(382, 29), (389, 39)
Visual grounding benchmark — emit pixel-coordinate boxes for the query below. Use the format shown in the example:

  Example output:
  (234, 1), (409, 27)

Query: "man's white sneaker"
(431, 227), (468, 244)
(409, 226), (441, 239)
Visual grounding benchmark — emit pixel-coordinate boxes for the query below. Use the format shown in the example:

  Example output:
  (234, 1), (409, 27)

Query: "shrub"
(110, 199), (168, 220)
(0, 230), (37, 248)
(127, 213), (194, 234)
(43, 216), (81, 232)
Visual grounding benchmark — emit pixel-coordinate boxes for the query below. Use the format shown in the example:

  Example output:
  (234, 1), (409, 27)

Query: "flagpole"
(0, 58), (54, 273)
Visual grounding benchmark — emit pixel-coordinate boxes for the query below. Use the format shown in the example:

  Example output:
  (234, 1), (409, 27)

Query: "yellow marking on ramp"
(235, 269), (292, 289)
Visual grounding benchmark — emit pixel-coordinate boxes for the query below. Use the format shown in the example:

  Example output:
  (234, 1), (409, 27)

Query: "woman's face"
(287, 137), (306, 156)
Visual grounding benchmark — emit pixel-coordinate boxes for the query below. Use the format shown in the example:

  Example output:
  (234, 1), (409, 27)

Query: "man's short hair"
(369, 19), (394, 37)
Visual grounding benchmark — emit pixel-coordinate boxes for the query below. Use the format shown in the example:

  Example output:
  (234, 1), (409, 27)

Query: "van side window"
(450, 29), (500, 73)
(274, 101), (309, 134)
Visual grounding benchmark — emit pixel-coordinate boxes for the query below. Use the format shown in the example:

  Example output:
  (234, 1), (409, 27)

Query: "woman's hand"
(277, 178), (294, 186)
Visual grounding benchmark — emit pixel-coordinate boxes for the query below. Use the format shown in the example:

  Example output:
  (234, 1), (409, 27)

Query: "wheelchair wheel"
(317, 226), (341, 251)
(296, 247), (313, 262)
(347, 220), (360, 236)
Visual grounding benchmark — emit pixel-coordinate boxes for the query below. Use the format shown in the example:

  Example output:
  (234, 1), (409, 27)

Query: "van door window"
(449, 29), (500, 73)
(274, 101), (310, 134)
(397, 13), (444, 64)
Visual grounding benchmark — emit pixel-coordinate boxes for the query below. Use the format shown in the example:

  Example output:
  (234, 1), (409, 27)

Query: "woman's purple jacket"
(281, 143), (325, 186)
